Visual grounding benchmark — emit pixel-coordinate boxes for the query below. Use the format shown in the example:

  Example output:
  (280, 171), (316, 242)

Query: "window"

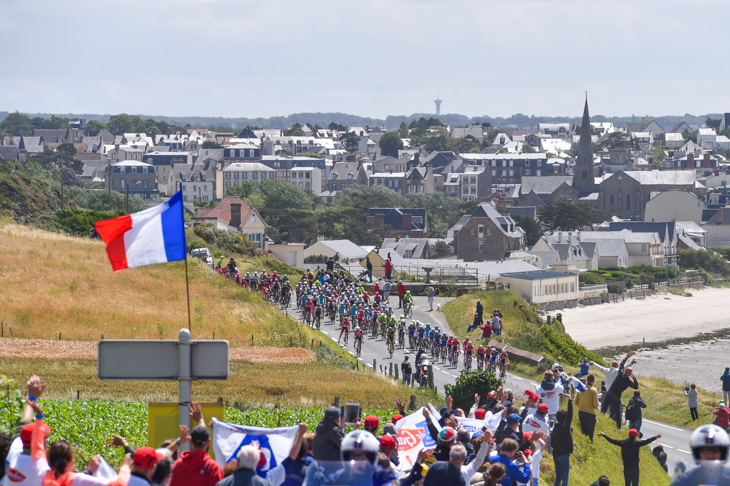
(641, 244), (647, 252)
(242, 172), (247, 180)
(626, 194), (631, 209)
(192, 185), (197, 192)
(478, 225), (484, 238)
(478, 241), (484, 253)
(492, 170), (496, 176)
(269, 173), (274, 179)
(306, 182), (310, 189)
(610, 194), (615, 207)
(525, 170), (530, 176)
(233, 172), (239, 180)
(261, 172), (266, 179)
(225, 172), (231, 180)
(253, 172), (258, 179)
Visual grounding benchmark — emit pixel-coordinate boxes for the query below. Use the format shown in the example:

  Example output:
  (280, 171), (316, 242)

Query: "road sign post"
(98, 329), (229, 451)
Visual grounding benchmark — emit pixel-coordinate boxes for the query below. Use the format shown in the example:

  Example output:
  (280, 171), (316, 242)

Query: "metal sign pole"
(178, 329), (192, 452)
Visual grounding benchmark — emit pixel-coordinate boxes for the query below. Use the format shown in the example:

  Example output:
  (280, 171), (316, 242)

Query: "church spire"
(573, 95), (596, 195)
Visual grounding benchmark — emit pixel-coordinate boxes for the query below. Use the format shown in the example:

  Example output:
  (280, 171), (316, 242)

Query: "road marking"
(676, 449), (691, 454)
(322, 331), (329, 335)
(348, 351), (355, 356)
(433, 366), (441, 371)
(513, 376), (524, 381)
(644, 419), (683, 431)
(366, 363), (373, 368)
(358, 357), (364, 361)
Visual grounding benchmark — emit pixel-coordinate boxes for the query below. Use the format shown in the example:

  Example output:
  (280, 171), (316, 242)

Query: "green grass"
(442, 290), (603, 366)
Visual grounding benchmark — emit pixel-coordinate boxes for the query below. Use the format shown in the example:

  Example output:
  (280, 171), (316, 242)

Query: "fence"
(337, 263), (480, 285)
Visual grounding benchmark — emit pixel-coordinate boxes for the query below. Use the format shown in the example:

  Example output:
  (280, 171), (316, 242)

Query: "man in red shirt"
(171, 404), (223, 486)
(397, 281), (406, 309)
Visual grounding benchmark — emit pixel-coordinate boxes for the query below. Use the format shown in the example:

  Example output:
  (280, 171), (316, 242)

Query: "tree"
(284, 123), (305, 136)
(682, 129), (697, 143)
(399, 121), (409, 138)
(650, 146), (666, 170)
(378, 131), (404, 157)
(225, 181), (256, 199)
(538, 202), (600, 232)
(511, 214), (543, 247)
(84, 120), (109, 134)
(0, 112), (33, 136)
(202, 140), (223, 149)
(521, 144), (537, 153)
(429, 241), (452, 258)
(339, 131), (360, 153)
(706, 117), (722, 130)
(328, 122), (346, 131)
(108, 114), (136, 135)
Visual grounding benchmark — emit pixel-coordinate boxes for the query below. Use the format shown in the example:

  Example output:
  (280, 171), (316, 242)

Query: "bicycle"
(388, 338), (394, 359)
(315, 314), (321, 330)
(465, 353), (473, 372)
(398, 328), (405, 349)
(305, 310), (312, 327)
(356, 337), (362, 357)
(343, 330), (349, 347)
(404, 302), (413, 318)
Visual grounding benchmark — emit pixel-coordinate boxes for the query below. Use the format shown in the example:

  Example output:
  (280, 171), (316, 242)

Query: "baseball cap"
(382, 423), (397, 436)
(364, 415), (380, 430)
(522, 431), (533, 441)
(438, 427), (457, 444)
(20, 422), (51, 445)
(537, 403), (550, 413)
(324, 406), (340, 420)
(440, 406), (455, 416)
(507, 413), (521, 424)
(524, 448), (533, 457)
(392, 414), (404, 424)
(475, 408), (486, 420)
(133, 447), (163, 469)
(380, 435), (397, 450)
(190, 425), (210, 445)
(487, 391), (497, 400)
(628, 429), (639, 438)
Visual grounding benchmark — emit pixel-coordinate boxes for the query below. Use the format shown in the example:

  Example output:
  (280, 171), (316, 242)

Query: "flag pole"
(184, 255), (192, 332)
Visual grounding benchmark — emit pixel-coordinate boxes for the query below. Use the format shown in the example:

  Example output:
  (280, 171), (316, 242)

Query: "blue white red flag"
(570, 376), (588, 393)
(95, 191), (186, 272)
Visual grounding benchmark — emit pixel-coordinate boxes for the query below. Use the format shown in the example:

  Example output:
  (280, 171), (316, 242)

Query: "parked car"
(191, 247), (212, 264)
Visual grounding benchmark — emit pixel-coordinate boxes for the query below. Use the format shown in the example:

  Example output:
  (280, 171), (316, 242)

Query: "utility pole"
(108, 163), (112, 211)
(125, 182), (129, 213)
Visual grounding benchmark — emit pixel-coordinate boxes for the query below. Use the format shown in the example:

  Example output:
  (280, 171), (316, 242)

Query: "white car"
(191, 247), (212, 264)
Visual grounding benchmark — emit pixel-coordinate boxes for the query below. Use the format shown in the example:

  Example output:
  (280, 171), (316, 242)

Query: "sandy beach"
(557, 287), (730, 391)
(558, 287), (730, 349)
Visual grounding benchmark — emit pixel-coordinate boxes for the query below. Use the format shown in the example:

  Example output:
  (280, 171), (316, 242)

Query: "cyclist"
(489, 346), (500, 372)
(439, 333), (448, 361)
(377, 311), (388, 338)
(408, 321), (417, 348)
(354, 325), (363, 355)
(403, 290), (413, 314)
(464, 337), (475, 370)
(386, 323), (396, 355)
(314, 302), (323, 328)
(499, 348), (510, 376)
(338, 316), (351, 344)
(304, 298), (314, 325)
(477, 344), (487, 371)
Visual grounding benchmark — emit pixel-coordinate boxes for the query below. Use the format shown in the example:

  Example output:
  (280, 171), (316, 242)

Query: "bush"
(444, 370), (502, 412)
(679, 248), (729, 276)
(579, 271), (605, 285)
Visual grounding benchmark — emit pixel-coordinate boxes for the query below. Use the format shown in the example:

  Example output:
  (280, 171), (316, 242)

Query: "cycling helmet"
(341, 430), (379, 466)
(478, 345), (483, 349)
(690, 424), (730, 471)
(466, 336), (471, 341)
(400, 315), (405, 320)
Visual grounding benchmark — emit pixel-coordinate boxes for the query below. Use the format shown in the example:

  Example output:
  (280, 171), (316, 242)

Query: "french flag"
(95, 191), (186, 272)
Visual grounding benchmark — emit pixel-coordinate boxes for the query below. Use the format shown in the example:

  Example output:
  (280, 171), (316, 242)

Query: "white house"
(499, 270), (579, 309)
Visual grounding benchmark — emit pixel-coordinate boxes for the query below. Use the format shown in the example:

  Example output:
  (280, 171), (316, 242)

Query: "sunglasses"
(699, 447), (722, 454)
(350, 453), (369, 461)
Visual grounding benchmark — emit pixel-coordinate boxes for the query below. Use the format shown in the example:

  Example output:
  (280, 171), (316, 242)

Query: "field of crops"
(0, 389), (401, 469)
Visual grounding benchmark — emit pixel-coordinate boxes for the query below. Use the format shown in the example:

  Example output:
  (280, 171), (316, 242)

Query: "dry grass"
(0, 357), (436, 409)
(0, 224), (304, 347)
(0, 338), (315, 364)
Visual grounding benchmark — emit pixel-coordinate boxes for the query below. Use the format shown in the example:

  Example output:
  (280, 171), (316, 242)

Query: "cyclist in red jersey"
(338, 317), (351, 343)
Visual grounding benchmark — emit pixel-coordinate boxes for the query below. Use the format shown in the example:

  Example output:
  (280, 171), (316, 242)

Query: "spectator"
(591, 352), (636, 398)
(670, 424), (730, 486)
(481, 463), (507, 486)
(522, 403), (550, 438)
(216, 445), (271, 486)
(722, 368), (730, 405)
(686, 384), (699, 421)
(475, 300), (483, 321)
(491, 313), (502, 337)
(652, 445), (668, 473)
(363, 416), (380, 436)
(536, 369), (564, 423)
(624, 390), (647, 435)
(713, 402), (730, 432)
(600, 356), (639, 430)
(382, 280), (392, 304)
(326, 257), (335, 273)
(151, 457), (172, 486)
(589, 476), (611, 486)
(455, 429), (474, 459)
(312, 407), (344, 463)
(479, 320), (493, 342)
(423, 443), (467, 486)
(130, 447), (163, 486)
(383, 258), (393, 280)
(551, 394), (574, 486)
(427, 286), (435, 312)
(365, 257), (373, 282)
(467, 312), (482, 333)
(598, 429), (661, 486)
(495, 413), (523, 446)
(488, 438), (531, 486)
(575, 373), (600, 442)
(401, 356), (412, 385)
(397, 281), (406, 308)
(171, 420), (223, 486)
(574, 358), (590, 378)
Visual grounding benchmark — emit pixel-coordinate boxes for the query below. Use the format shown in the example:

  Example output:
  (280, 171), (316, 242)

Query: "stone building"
(451, 204), (525, 261)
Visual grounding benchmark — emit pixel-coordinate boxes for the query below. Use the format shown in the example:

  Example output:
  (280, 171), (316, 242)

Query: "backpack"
(625, 400), (640, 421)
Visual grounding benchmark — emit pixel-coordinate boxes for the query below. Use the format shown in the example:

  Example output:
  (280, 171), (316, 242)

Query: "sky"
(2, 0), (729, 120)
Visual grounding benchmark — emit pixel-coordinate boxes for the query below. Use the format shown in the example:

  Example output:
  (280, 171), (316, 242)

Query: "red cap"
(364, 415), (380, 431)
(524, 448), (532, 457)
(380, 435), (397, 449)
(537, 403), (550, 413)
(522, 432), (533, 441)
(474, 408), (487, 419)
(629, 429), (639, 438)
(525, 389), (540, 403)
(487, 391), (497, 400)
(133, 447), (162, 469)
(20, 422), (51, 445)
(392, 414), (404, 424)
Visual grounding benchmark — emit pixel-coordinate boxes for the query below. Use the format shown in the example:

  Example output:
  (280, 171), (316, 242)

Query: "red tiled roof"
(197, 197), (254, 227)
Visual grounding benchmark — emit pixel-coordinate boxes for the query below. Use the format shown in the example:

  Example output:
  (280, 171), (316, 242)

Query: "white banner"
(93, 456), (118, 481)
(457, 412), (502, 436)
(212, 418), (299, 477)
(394, 407), (439, 471)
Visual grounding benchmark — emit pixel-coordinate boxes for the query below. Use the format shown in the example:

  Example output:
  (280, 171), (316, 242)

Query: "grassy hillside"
(0, 164), (65, 218)
(0, 222), (435, 406)
(442, 290), (602, 366)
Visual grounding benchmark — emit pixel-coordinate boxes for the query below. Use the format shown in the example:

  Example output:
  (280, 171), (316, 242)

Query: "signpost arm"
(178, 328), (192, 452)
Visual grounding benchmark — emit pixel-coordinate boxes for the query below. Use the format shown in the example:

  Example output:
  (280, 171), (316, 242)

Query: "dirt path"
(0, 338), (315, 364)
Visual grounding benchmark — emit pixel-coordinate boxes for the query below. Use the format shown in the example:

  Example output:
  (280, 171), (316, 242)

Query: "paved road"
(283, 294), (692, 475)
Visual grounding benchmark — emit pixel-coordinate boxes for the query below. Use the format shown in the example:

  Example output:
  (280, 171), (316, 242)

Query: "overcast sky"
(2, 0), (729, 120)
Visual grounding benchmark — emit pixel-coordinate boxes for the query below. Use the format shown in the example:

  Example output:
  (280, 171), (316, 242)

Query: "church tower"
(573, 96), (596, 196)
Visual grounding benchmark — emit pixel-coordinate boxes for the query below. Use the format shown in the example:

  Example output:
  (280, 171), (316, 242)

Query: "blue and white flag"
(212, 418), (299, 477)
(570, 376), (587, 393)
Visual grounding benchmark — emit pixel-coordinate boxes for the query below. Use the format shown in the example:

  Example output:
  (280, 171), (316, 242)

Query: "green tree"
(284, 123), (305, 136)
(444, 371), (503, 412)
(378, 131), (404, 157)
(84, 120), (109, 134)
(521, 144), (537, 153)
(429, 240), (452, 258)
(0, 112), (33, 136)
(339, 131), (360, 152)
(650, 146), (666, 170)
(538, 202), (600, 232)
(108, 114), (136, 135)
(682, 129), (697, 143)
(202, 140), (224, 149)
(399, 121), (409, 138)
(225, 181), (256, 199)
(512, 214), (543, 246)
(328, 122), (347, 131)
(706, 117), (722, 130)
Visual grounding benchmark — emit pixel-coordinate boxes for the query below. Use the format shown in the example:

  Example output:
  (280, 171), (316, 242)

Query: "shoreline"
(557, 287), (730, 392)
